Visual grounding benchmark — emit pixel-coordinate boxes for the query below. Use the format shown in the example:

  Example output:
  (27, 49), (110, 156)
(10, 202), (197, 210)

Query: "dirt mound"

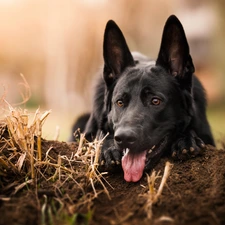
(91, 146), (225, 225)
(1, 134), (225, 225)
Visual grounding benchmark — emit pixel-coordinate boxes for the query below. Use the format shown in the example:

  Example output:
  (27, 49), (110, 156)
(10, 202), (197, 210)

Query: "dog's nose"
(114, 128), (137, 148)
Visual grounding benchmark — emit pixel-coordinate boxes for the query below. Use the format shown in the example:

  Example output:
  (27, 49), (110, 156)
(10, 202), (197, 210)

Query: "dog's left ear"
(103, 20), (135, 88)
(156, 15), (195, 92)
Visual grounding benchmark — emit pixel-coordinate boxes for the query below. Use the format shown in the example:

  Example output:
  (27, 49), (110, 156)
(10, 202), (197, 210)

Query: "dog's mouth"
(121, 136), (168, 182)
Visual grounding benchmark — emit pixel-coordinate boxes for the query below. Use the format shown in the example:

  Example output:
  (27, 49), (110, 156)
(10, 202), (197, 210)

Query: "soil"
(1, 128), (225, 225)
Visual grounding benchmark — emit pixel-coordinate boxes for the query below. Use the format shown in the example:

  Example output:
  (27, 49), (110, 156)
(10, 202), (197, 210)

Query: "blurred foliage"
(0, 0), (224, 141)
(208, 105), (225, 145)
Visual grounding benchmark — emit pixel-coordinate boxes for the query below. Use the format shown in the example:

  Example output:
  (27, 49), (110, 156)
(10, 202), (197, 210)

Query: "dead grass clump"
(85, 135), (113, 199)
(72, 131), (113, 199)
(1, 102), (51, 179)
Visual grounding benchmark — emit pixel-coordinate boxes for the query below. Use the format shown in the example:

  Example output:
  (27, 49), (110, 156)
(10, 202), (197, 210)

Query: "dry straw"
(86, 134), (113, 199)
(1, 104), (111, 199)
(141, 161), (173, 220)
(1, 105), (112, 199)
(3, 102), (51, 179)
(73, 132), (113, 199)
(1, 108), (111, 205)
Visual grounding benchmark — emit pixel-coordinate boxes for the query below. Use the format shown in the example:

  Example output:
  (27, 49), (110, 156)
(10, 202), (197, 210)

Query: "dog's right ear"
(103, 20), (135, 88)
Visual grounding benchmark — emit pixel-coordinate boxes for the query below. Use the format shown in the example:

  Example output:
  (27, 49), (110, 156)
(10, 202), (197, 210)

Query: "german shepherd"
(71, 15), (215, 182)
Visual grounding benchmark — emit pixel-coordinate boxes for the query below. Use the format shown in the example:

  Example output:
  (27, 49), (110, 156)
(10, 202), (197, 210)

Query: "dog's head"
(103, 15), (195, 182)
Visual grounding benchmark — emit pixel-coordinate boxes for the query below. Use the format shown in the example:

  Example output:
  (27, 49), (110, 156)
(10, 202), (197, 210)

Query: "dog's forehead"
(114, 64), (172, 94)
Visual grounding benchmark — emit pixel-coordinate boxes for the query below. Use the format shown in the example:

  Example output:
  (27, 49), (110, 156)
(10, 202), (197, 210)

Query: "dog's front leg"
(99, 135), (122, 169)
(171, 130), (206, 160)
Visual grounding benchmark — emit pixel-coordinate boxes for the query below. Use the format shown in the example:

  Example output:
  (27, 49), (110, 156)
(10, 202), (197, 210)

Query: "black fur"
(71, 15), (214, 182)
(69, 113), (90, 141)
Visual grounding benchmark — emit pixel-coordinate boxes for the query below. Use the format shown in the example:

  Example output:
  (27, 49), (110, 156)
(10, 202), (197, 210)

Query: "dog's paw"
(99, 146), (122, 171)
(171, 132), (206, 160)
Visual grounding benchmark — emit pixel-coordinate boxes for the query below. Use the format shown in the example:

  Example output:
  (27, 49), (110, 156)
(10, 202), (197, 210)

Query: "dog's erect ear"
(156, 15), (195, 92)
(103, 20), (135, 88)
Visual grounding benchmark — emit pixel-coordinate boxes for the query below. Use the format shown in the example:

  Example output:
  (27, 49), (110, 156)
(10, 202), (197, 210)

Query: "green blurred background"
(0, 0), (224, 145)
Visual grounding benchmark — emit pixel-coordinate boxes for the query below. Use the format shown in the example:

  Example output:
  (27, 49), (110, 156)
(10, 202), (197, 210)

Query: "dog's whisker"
(123, 148), (130, 156)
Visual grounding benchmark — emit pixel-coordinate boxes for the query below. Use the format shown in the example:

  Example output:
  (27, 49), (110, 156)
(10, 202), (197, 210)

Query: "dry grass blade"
(13, 179), (33, 195)
(16, 152), (26, 172)
(154, 161), (173, 202)
(75, 133), (86, 158)
(141, 161), (173, 220)
(155, 216), (174, 223)
(54, 125), (60, 141)
(0, 156), (15, 176)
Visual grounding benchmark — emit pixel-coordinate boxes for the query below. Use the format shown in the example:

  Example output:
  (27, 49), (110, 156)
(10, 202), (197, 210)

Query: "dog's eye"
(116, 100), (124, 107)
(151, 98), (161, 105)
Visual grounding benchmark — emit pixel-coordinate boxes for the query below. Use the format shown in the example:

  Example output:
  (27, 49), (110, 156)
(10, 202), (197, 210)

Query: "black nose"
(114, 128), (137, 149)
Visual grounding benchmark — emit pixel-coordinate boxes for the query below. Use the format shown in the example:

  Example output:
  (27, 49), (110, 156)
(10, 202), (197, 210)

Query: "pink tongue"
(122, 150), (146, 182)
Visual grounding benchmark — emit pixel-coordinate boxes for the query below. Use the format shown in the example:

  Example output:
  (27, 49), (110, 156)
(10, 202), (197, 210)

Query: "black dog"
(71, 15), (215, 182)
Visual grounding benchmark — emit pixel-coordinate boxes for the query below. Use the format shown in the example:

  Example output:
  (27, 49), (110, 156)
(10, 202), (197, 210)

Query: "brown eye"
(151, 98), (161, 105)
(116, 100), (124, 107)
